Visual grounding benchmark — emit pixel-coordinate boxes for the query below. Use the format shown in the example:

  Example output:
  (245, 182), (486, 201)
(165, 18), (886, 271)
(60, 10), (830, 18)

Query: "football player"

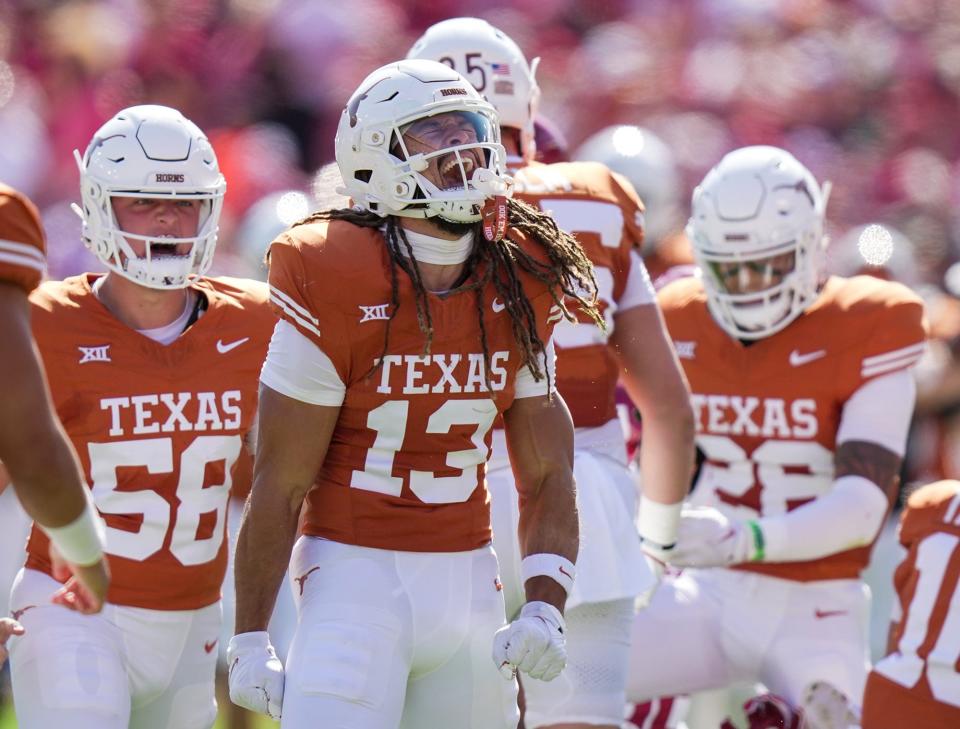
(227, 59), (600, 729)
(7, 105), (276, 729)
(573, 124), (692, 284)
(626, 146), (927, 725)
(861, 479), (960, 728)
(408, 19), (695, 729)
(0, 183), (110, 633)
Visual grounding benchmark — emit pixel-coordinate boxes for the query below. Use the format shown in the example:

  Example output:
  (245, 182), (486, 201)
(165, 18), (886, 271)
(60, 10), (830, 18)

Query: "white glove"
(666, 506), (763, 568)
(227, 631), (285, 721)
(492, 600), (567, 682)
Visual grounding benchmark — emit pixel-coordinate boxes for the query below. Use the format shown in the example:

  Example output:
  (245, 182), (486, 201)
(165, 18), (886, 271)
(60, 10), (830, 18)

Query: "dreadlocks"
(290, 198), (601, 393)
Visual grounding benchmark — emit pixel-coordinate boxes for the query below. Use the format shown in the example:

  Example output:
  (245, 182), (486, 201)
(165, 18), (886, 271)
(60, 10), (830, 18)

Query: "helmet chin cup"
(472, 167), (513, 197)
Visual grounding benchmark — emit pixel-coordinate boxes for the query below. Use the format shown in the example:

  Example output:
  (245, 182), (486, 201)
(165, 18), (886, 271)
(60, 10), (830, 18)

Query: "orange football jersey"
(659, 274), (926, 581)
(0, 183), (45, 292)
(267, 220), (561, 552)
(512, 160), (646, 428)
(861, 480), (960, 728)
(24, 275), (275, 610)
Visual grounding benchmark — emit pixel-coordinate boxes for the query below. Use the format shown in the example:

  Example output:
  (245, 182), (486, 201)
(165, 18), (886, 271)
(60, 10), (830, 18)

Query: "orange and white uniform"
(9, 274), (274, 729)
(627, 274), (926, 711)
(262, 220), (562, 729)
(862, 480), (960, 729)
(0, 183), (45, 293)
(483, 160), (657, 729)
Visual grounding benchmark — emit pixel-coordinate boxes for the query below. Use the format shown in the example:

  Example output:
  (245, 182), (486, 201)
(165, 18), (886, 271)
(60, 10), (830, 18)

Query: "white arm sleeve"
(618, 250), (656, 311)
(514, 339), (556, 399)
(756, 370), (915, 562)
(758, 475), (889, 562)
(259, 319), (346, 406)
(836, 368), (916, 457)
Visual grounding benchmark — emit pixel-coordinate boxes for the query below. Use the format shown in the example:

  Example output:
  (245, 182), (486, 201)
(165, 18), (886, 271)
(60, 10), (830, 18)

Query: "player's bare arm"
(0, 282), (109, 613)
(834, 440), (902, 503)
(611, 303), (695, 507)
(503, 391), (579, 614)
(233, 384), (339, 633)
(0, 283), (89, 529)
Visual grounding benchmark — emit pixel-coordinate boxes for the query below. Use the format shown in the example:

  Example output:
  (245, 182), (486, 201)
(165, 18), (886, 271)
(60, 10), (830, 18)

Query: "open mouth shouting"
(437, 151), (480, 190)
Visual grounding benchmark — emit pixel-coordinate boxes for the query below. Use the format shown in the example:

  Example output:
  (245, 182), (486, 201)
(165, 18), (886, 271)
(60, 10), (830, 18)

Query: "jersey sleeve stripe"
(861, 354), (923, 378)
(269, 292), (323, 339)
(0, 239), (45, 264)
(862, 343), (925, 367)
(547, 305), (565, 325)
(269, 284), (320, 324)
(0, 250), (45, 273)
(946, 493), (960, 526)
(861, 350), (924, 378)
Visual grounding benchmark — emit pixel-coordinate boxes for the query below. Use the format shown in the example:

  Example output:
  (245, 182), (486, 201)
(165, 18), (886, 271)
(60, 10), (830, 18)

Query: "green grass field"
(0, 703), (277, 728)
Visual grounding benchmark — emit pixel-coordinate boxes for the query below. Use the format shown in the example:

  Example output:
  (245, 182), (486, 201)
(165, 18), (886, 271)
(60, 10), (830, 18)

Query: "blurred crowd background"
(3, 0), (960, 484)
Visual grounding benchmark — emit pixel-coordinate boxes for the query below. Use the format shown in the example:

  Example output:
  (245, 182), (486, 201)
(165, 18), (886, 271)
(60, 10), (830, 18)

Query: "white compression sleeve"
(757, 368), (916, 562)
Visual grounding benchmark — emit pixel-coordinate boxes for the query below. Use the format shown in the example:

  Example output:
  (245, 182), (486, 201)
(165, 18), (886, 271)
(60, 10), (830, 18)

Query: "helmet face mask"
(406, 17), (540, 164)
(687, 146), (829, 340)
(74, 104), (226, 290)
(336, 59), (511, 224)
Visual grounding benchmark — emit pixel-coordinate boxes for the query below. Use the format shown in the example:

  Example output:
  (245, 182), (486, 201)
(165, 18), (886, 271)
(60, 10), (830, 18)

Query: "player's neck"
(398, 218), (472, 293)
(95, 273), (193, 331)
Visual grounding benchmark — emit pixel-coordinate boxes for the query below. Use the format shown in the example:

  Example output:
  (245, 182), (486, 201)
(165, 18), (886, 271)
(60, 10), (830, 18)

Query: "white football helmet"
(73, 104), (225, 289)
(574, 125), (682, 246)
(687, 145), (830, 340)
(335, 59), (510, 224)
(406, 17), (540, 163)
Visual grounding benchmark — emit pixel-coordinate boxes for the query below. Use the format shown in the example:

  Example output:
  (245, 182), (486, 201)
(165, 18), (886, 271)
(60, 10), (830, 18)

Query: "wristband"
(638, 495), (682, 549)
(521, 553), (576, 595)
(747, 520), (765, 562)
(43, 490), (106, 567)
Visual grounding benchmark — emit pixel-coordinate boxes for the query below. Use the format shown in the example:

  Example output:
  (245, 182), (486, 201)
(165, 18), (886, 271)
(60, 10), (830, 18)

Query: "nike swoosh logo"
(204, 639), (218, 653)
(492, 298), (505, 313)
(216, 337), (250, 354)
(814, 608), (848, 619)
(789, 349), (826, 367)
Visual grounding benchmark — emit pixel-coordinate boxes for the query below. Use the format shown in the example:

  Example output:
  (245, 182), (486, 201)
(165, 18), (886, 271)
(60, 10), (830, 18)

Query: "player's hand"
(0, 617), (25, 667)
(492, 600), (566, 682)
(49, 543), (110, 614)
(666, 506), (761, 568)
(227, 631), (284, 721)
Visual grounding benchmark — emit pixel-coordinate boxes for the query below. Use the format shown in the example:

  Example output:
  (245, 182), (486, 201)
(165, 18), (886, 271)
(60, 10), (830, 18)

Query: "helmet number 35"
(437, 53), (487, 92)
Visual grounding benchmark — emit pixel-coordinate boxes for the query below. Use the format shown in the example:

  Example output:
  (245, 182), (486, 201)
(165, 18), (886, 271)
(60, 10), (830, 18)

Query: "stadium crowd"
(2, 1), (960, 728)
